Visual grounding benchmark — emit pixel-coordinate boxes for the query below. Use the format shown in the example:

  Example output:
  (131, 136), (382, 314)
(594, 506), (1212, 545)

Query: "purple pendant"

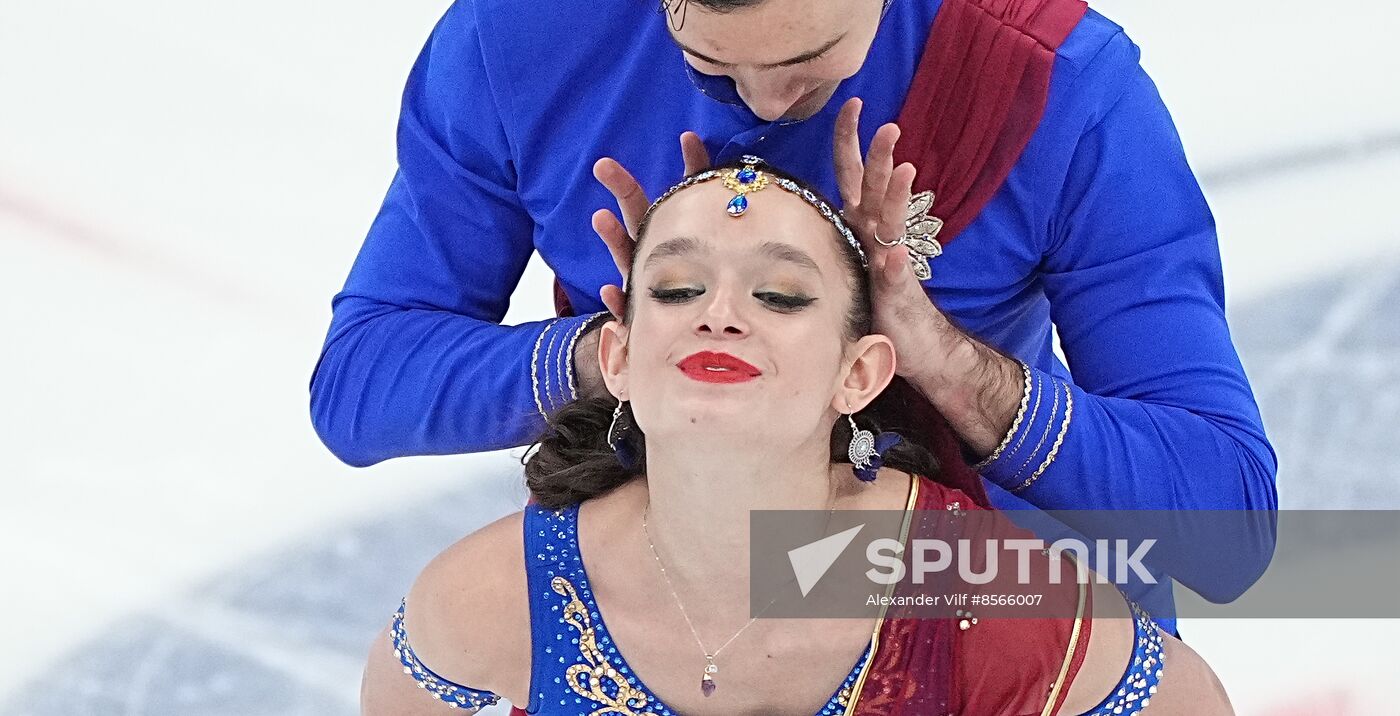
(700, 674), (716, 697)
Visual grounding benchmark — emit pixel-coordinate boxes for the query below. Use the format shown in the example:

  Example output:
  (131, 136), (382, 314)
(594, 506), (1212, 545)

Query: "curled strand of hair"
(660, 0), (688, 30)
(523, 397), (647, 510)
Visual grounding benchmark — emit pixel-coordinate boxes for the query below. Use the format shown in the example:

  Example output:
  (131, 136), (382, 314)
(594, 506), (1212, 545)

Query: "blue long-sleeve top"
(311, 0), (1277, 527)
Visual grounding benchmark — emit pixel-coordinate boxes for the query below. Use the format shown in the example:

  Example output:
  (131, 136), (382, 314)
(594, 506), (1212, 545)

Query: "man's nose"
(735, 74), (807, 122)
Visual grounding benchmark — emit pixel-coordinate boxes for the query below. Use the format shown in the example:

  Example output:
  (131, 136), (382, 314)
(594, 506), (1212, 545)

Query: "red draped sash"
(855, 2), (1092, 710)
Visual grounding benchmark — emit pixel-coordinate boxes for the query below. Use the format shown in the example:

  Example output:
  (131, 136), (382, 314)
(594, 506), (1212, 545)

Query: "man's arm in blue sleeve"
(308, 1), (604, 467)
(974, 32), (1279, 593)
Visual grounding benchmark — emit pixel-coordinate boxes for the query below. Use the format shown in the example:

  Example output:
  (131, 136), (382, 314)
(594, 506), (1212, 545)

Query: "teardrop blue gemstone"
(726, 194), (748, 216)
(736, 166), (757, 184)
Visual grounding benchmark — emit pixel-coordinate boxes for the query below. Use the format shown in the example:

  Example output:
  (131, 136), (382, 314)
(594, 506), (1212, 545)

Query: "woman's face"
(601, 180), (893, 451)
(667, 0), (884, 122)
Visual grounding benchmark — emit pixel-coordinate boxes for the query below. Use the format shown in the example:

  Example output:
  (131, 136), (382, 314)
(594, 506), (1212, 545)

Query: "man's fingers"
(600, 284), (627, 321)
(834, 97), (865, 206)
(859, 123), (900, 220)
(592, 208), (634, 282)
(593, 158), (650, 237)
(883, 244), (911, 285)
(876, 162), (917, 246)
(680, 132), (712, 175)
(876, 163), (919, 288)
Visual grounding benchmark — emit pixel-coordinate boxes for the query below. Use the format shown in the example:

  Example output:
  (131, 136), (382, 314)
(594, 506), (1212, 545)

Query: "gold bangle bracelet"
(1011, 384), (1074, 494)
(973, 360), (1033, 469)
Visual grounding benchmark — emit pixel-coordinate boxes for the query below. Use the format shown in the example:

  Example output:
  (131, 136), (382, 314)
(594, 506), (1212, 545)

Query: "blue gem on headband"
(639, 155), (869, 267)
(726, 194), (749, 216)
(721, 156), (771, 218)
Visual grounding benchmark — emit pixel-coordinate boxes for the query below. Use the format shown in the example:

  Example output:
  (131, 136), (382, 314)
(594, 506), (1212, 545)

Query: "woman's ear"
(833, 334), (897, 412)
(597, 320), (630, 400)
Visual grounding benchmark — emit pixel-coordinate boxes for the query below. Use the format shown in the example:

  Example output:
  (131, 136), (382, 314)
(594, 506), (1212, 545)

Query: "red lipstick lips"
(677, 351), (762, 384)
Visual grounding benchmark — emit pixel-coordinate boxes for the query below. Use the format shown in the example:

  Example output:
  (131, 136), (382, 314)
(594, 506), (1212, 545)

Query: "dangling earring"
(847, 411), (877, 475)
(607, 399), (628, 450)
(846, 402), (905, 483)
(608, 399), (638, 469)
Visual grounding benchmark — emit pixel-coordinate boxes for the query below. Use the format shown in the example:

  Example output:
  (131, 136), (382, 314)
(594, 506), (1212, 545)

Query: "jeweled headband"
(639, 155), (869, 267)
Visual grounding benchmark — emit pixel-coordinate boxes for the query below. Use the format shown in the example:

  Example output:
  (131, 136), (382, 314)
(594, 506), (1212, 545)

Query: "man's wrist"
(909, 323), (1024, 458)
(569, 314), (609, 400)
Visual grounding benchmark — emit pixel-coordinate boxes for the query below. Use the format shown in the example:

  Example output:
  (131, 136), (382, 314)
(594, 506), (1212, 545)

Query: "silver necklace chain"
(640, 488), (838, 692)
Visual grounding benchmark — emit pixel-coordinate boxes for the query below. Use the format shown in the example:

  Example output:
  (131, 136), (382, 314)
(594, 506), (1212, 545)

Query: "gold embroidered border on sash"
(1040, 565), (1089, 716)
(841, 474), (921, 714)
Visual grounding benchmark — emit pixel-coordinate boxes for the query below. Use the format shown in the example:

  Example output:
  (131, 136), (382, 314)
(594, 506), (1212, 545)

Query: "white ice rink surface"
(2, 1), (1398, 713)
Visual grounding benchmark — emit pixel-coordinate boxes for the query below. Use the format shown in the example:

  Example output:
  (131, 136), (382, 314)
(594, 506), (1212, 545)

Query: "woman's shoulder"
(1060, 581), (1233, 714)
(401, 509), (533, 703)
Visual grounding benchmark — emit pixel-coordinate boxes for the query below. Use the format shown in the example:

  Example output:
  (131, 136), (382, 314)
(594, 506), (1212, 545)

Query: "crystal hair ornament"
(874, 190), (945, 280)
(720, 160), (770, 217)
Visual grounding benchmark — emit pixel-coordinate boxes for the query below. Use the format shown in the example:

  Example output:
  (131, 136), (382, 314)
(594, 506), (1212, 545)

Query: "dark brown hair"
(523, 160), (941, 509)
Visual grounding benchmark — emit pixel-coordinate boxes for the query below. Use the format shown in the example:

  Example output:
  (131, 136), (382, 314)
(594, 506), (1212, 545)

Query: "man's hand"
(571, 134), (712, 400)
(833, 97), (957, 386)
(834, 97), (1023, 457)
(591, 132), (713, 322)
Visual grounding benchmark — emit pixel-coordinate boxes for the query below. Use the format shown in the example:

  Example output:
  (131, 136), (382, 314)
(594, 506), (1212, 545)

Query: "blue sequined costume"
(394, 502), (868, 714)
(391, 502), (1165, 714)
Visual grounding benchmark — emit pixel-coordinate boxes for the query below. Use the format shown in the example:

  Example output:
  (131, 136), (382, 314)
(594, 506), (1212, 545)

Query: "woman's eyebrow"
(641, 236), (821, 276)
(757, 241), (822, 276)
(642, 236), (707, 272)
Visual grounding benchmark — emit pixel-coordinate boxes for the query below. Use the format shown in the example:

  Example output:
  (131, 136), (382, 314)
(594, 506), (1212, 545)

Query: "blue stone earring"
(847, 413), (876, 474)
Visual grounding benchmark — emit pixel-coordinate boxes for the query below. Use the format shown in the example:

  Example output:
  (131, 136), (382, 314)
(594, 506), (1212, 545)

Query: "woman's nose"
(695, 288), (749, 337)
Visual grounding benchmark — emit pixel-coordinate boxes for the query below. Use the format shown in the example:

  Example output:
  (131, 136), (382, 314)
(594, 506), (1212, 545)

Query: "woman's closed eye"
(755, 291), (818, 311)
(648, 286), (817, 312)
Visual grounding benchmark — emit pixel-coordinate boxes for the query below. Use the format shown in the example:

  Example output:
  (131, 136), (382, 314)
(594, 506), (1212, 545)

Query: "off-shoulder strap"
(390, 600), (503, 710)
(1071, 600), (1164, 716)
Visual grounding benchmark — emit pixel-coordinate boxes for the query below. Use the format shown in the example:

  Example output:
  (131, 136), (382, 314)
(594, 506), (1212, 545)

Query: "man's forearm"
(908, 317), (1025, 459)
(310, 300), (601, 466)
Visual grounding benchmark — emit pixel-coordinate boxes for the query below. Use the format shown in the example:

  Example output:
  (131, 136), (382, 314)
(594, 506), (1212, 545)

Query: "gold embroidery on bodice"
(552, 575), (654, 715)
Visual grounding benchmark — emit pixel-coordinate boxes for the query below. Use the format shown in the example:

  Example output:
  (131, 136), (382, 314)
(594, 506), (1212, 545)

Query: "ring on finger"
(873, 231), (905, 247)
